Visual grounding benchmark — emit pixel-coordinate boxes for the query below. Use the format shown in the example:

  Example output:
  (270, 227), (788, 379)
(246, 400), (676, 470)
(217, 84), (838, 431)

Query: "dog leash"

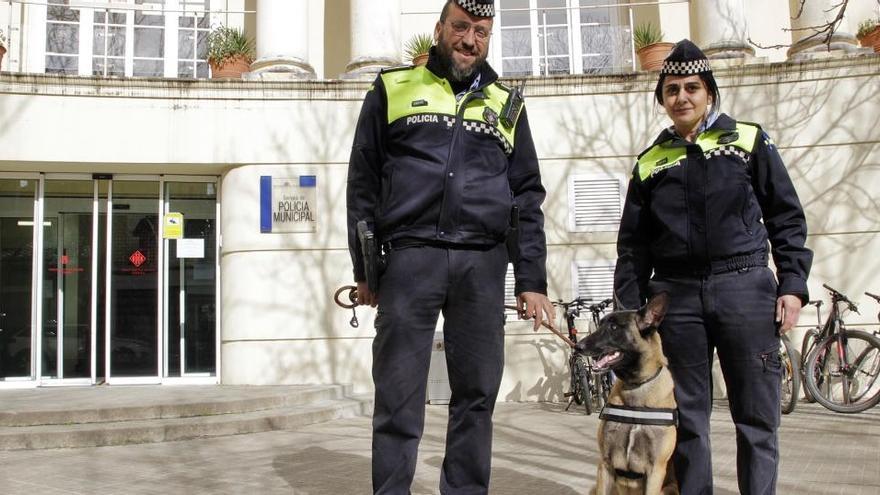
(504, 305), (575, 347)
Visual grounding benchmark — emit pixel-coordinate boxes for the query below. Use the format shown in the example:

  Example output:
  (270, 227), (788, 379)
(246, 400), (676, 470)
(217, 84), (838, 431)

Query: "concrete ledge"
(0, 384), (352, 427)
(0, 396), (372, 451)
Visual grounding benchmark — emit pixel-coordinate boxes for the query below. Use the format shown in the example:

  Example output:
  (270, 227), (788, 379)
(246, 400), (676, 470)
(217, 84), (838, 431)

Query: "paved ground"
(0, 399), (878, 494)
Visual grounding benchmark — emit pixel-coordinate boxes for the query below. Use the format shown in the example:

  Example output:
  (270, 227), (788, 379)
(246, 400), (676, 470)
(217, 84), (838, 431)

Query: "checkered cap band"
(456, 0), (495, 17)
(661, 58), (712, 75)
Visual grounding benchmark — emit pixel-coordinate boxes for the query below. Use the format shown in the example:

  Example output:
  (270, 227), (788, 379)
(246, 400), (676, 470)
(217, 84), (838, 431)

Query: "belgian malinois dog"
(575, 293), (678, 495)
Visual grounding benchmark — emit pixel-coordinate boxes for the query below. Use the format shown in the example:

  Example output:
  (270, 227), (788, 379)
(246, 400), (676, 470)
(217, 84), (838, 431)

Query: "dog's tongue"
(595, 351), (621, 369)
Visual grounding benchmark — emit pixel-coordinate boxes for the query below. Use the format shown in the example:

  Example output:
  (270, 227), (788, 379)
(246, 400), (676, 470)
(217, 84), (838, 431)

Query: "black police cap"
(661, 39), (712, 76)
(454, 0), (495, 18)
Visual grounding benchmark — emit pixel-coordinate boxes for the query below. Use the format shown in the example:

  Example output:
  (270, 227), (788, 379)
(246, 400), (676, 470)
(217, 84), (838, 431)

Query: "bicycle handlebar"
(866, 291), (880, 303)
(822, 283), (859, 313)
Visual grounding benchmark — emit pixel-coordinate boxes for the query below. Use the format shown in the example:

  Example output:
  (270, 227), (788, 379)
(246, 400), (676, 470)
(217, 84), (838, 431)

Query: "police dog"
(575, 293), (678, 495)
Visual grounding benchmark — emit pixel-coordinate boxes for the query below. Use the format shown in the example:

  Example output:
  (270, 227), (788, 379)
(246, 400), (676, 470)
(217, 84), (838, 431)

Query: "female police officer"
(614, 40), (813, 495)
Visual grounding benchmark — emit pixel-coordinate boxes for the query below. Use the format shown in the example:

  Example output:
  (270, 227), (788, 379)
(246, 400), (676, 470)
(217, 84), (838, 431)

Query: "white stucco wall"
(1, 53), (879, 397)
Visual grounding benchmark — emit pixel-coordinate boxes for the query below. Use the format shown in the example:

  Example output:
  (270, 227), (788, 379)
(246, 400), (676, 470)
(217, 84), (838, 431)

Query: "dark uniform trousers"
(649, 266), (782, 495)
(372, 243), (508, 495)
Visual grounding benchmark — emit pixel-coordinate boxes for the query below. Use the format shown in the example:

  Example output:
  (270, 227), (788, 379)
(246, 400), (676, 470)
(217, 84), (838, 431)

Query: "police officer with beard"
(346, 1), (554, 493)
(614, 40), (813, 494)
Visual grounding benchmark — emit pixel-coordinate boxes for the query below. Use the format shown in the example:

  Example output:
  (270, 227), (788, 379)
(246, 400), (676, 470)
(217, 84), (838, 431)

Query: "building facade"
(1, 0), (879, 399)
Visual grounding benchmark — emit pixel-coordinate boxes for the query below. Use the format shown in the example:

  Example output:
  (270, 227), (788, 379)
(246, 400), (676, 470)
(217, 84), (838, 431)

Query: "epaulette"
(379, 65), (416, 75)
(494, 80), (513, 93)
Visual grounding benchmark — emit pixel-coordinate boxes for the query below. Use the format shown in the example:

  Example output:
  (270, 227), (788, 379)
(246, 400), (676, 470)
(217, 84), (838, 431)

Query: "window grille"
(573, 260), (615, 303)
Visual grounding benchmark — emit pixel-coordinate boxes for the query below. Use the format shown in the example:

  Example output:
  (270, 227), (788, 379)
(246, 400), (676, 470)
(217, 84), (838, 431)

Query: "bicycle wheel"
(573, 355), (592, 415)
(589, 371), (609, 414)
(850, 340), (880, 402)
(804, 330), (880, 413)
(780, 335), (800, 415)
(569, 356), (584, 406)
(800, 328), (820, 403)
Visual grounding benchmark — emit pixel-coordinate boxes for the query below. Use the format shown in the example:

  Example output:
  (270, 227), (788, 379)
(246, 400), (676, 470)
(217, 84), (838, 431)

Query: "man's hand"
(517, 292), (556, 331)
(356, 281), (378, 307)
(776, 294), (802, 334)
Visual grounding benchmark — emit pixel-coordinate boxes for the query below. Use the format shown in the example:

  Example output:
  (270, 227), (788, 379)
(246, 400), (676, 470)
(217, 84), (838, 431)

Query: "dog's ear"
(638, 292), (669, 335)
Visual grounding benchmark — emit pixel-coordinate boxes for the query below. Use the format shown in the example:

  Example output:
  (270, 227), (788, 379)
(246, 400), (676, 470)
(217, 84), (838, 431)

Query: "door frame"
(38, 173), (99, 386)
(0, 172), (41, 388)
(161, 175), (221, 385)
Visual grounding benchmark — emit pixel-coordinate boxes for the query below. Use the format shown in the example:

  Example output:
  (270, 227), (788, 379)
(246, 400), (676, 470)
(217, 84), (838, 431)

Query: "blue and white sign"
(260, 175), (318, 233)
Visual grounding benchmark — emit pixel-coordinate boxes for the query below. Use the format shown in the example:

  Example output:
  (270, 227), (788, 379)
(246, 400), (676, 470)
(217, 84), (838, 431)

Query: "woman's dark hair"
(654, 72), (721, 109)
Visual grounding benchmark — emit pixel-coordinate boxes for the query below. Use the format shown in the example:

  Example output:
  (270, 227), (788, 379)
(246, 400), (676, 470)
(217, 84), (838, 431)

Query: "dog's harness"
(599, 404), (678, 426)
(599, 366), (679, 427)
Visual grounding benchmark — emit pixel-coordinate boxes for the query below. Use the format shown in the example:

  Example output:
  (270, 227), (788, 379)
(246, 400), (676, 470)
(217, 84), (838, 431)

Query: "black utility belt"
(654, 251), (768, 278)
(383, 238), (501, 252)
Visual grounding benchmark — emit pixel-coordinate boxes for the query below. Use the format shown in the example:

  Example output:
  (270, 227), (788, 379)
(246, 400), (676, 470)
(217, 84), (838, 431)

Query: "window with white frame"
(568, 174), (625, 232)
(176, 5), (210, 78)
(573, 260), (615, 303)
(46, 0), (80, 74)
(41, 0), (214, 78)
(133, 0), (165, 77)
(93, 10), (127, 76)
(495, 0), (633, 76)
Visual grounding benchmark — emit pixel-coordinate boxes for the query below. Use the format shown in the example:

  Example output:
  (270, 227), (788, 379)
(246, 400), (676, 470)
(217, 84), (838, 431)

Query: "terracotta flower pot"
(858, 26), (880, 53)
(209, 54), (251, 79)
(412, 53), (429, 67)
(0, 46), (6, 72)
(636, 42), (675, 71)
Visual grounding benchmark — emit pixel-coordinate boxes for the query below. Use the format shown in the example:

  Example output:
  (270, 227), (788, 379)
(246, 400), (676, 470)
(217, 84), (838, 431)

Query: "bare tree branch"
(749, 0), (852, 52)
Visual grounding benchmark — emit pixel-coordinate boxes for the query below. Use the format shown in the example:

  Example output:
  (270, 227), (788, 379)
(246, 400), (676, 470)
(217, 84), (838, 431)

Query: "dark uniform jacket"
(346, 52), (548, 295)
(615, 113), (813, 308)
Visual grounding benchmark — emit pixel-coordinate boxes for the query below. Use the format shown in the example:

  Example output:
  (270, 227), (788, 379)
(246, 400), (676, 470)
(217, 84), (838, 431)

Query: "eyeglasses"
(445, 20), (492, 41)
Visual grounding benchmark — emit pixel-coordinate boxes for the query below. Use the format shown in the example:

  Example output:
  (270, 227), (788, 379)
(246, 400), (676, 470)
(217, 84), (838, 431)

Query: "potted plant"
(633, 23), (674, 71)
(405, 33), (433, 66)
(206, 25), (255, 79)
(0, 29), (7, 72)
(856, 18), (880, 53)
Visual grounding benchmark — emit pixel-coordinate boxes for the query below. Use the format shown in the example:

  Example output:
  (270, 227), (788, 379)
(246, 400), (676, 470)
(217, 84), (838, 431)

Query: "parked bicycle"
(853, 291), (880, 398)
(779, 333), (800, 415)
(550, 297), (613, 415)
(801, 284), (880, 413)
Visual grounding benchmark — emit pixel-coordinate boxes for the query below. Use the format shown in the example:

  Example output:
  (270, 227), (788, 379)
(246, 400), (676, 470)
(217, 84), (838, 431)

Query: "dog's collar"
(599, 404), (679, 427)
(621, 365), (664, 391)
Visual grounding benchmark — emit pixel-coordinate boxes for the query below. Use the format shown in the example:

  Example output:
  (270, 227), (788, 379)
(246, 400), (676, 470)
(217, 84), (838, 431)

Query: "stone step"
(0, 384), (352, 427)
(0, 395), (373, 451)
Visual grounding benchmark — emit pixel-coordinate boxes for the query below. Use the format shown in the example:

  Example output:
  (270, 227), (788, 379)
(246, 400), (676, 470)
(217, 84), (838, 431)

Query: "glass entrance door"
(164, 181), (217, 378)
(41, 179), (99, 383)
(1, 174), (218, 387)
(108, 180), (160, 380)
(0, 178), (38, 382)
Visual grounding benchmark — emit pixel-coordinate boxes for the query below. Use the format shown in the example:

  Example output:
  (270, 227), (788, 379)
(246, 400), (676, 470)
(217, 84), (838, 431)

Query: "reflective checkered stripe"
(638, 123), (761, 181)
(463, 119), (513, 154)
(661, 59), (712, 75)
(443, 116), (456, 128)
(705, 145), (749, 163)
(456, 0), (495, 17)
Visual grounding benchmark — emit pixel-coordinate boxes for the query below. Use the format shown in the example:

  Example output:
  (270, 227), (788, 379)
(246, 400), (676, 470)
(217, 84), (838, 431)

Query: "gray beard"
(435, 40), (485, 82)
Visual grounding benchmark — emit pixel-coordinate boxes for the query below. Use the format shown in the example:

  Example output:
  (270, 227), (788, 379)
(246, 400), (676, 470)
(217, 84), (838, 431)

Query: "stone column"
(248, 0), (315, 79)
(343, 0), (401, 78)
(690, 0), (754, 59)
(787, 0), (859, 59)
